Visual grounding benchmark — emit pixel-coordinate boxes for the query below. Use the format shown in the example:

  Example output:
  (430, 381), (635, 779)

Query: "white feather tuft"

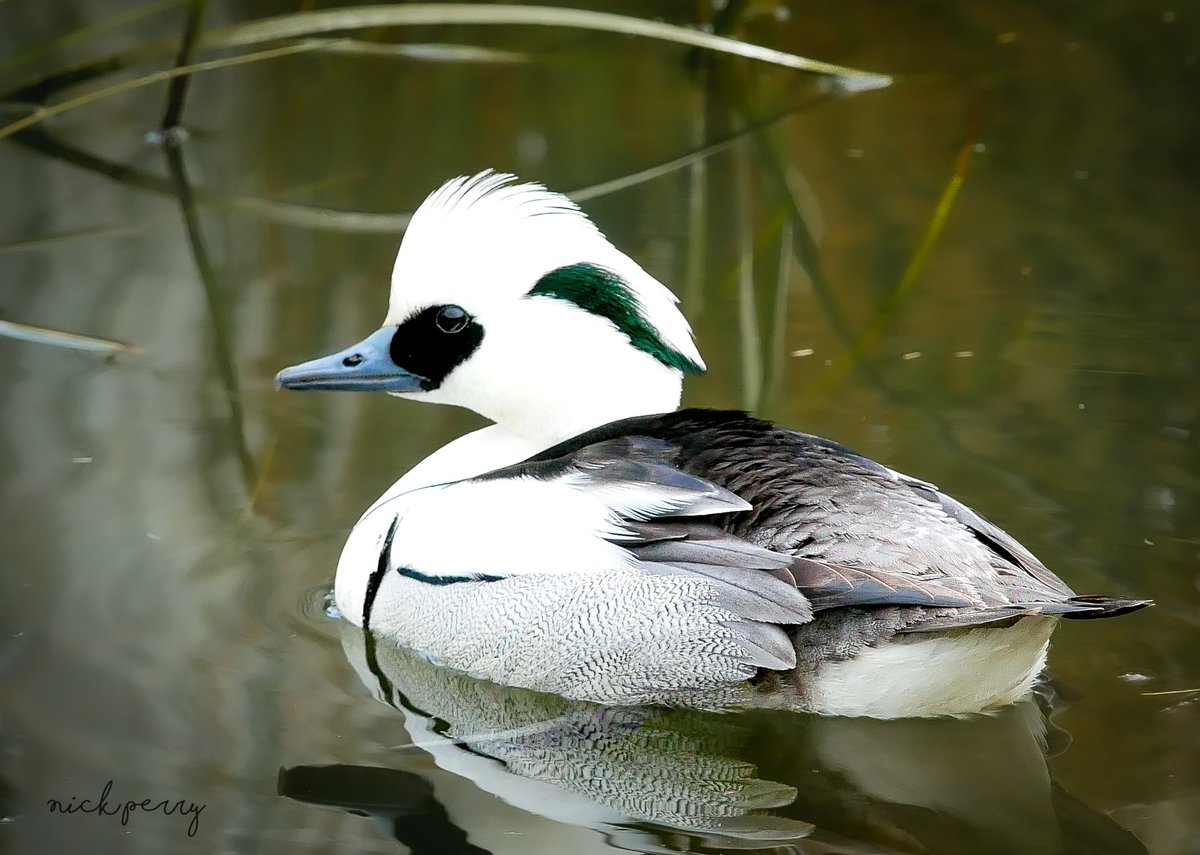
(417, 170), (588, 227)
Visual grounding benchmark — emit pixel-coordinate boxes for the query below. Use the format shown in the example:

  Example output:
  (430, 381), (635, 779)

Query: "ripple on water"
(227, 532), (344, 650)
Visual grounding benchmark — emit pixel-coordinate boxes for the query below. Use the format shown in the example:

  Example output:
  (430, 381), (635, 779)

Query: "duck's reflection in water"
(278, 764), (489, 855)
(279, 625), (1146, 855)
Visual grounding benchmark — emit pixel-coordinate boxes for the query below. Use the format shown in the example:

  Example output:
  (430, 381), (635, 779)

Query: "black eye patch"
(388, 305), (484, 391)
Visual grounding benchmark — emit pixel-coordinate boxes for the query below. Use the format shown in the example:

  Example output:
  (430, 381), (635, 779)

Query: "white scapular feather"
(349, 463), (748, 586)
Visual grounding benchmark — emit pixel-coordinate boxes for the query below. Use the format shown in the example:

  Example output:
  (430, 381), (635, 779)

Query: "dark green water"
(1, 1), (1197, 853)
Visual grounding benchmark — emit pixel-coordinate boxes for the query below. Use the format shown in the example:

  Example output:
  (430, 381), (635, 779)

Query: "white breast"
(366, 424), (540, 505)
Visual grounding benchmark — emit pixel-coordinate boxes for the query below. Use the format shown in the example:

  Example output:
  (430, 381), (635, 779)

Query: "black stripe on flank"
(362, 514), (400, 632)
(362, 630), (448, 726)
(397, 567), (504, 586)
(362, 630), (397, 705)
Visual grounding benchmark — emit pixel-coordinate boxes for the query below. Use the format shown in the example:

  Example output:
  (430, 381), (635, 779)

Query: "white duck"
(277, 172), (1148, 718)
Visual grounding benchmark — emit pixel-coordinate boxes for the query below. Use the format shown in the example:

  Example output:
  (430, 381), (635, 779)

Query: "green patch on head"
(527, 263), (703, 374)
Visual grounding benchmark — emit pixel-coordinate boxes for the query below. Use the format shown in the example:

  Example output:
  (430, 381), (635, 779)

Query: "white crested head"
(275, 171), (707, 449)
(380, 171), (706, 444)
(386, 171), (700, 358)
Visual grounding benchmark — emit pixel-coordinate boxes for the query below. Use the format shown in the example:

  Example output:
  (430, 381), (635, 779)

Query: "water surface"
(1, 1), (1197, 853)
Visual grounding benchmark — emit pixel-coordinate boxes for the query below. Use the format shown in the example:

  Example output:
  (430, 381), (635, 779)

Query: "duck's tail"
(899, 596), (1153, 633)
(1056, 595), (1154, 620)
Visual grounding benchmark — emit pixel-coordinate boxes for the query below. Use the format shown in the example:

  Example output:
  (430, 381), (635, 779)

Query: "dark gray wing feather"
(626, 518), (977, 620)
(626, 524), (812, 625)
(627, 521), (794, 570)
(896, 475), (1074, 598)
(511, 412), (1151, 637)
(561, 436), (752, 517)
(727, 621), (799, 670)
(768, 557), (977, 611)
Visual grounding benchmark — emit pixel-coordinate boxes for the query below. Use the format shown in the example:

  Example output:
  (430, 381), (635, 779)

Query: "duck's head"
(276, 171), (705, 446)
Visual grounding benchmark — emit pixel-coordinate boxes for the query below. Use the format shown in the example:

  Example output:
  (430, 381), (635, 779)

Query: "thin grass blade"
(300, 38), (528, 63)
(0, 0), (186, 74)
(0, 319), (142, 354)
(0, 41), (321, 140)
(0, 220), (155, 253)
(208, 5), (890, 85)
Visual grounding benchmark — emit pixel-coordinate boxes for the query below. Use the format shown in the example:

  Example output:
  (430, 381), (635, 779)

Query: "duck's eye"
(435, 305), (469, 334)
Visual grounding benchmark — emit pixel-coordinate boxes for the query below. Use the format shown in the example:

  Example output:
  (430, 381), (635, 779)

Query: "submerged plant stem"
(763, 217), (794, 415)
(816, 95), (982, 392)
(160, 0), (209, 131)
(711, 0), (752, 36)
(734, 143), (762, 411)
(162, 143), (257, 494)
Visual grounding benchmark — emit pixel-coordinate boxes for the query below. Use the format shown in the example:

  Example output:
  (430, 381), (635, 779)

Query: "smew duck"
(277, 172), (1149, 718)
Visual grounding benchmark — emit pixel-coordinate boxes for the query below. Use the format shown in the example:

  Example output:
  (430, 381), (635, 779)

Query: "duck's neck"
(380, 364), (683, 499)
(485, 364), (684, 451)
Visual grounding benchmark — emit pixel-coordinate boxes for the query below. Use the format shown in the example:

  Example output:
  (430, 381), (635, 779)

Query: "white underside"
(805, 618), (1055, 718)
